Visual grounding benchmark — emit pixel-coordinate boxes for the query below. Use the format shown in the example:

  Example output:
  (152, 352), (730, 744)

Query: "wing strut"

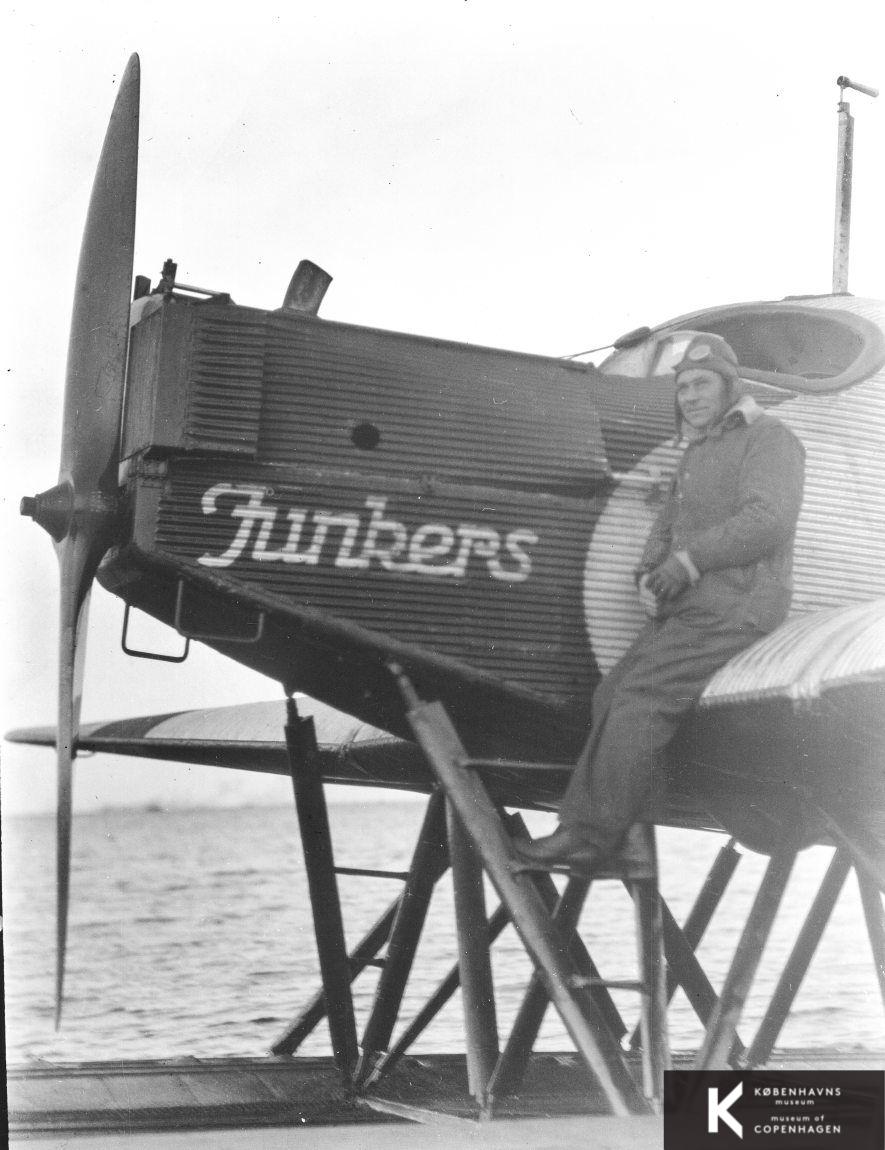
(389, 664), (657, 1115)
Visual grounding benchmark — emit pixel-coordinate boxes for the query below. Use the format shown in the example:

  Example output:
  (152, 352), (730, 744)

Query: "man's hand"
(637, 573), (659, 618)
(646, 555), (691, 602)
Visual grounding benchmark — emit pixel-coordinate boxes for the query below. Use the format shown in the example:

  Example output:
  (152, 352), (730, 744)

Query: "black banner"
(664, 1070), (883, 1150)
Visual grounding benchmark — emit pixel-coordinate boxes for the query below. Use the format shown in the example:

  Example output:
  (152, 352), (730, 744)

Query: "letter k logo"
(708, 1082), (743, 1138)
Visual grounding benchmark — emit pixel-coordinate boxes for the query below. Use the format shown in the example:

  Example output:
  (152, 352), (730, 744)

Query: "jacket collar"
(723, 395), (763, 427)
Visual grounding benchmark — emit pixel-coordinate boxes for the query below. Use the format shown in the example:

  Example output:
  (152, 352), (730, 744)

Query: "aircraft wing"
(8, 601), (884, 842)
(6, 698), (433, 793)
(670, 598), (885, 854)
(700, 597), (885, 707)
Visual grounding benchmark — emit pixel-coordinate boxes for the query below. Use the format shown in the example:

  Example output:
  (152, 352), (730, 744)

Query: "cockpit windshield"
(600, 302), (885, 394)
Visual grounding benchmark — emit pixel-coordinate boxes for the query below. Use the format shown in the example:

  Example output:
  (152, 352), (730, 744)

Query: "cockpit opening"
(601, 302), (885, 394)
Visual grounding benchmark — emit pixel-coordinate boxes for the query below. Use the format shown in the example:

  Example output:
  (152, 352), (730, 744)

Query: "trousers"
(559, 613), (765, 858)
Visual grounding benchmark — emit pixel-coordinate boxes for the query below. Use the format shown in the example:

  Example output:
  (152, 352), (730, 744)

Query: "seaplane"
(10, 56), (885, 1118)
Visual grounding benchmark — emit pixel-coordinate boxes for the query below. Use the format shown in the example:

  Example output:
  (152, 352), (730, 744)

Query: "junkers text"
(197, 484), (538, 582)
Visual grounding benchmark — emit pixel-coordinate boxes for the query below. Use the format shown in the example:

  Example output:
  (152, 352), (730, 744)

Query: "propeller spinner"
(20, 54), (140, 1025)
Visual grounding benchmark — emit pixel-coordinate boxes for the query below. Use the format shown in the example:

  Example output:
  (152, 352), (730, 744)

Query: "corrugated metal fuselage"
(98, 293), (885, 838)
(105, 298), (675, 754)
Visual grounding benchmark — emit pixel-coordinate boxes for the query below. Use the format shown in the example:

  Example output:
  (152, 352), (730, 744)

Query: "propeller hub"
(21, 483), (118, 543)
(21, 483), (75, 542)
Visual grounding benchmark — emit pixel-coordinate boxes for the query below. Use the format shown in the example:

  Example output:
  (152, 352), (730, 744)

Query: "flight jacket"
(637, 397), (806, 632)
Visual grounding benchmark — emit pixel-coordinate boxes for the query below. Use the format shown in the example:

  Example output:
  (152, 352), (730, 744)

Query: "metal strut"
(742, 847), (853, 1067)
(369, 904), (512, 1086)
(270, 899), (398, 1057)
(448, 799), (500, 1103)
(284, 696), (359, 1080)
(355, 790), (450, 1087)
(368, 813), (627, 1093)
(389, 664), (650, 1116)
(274, 788), (454, 1075)
(490, 824), (669, 1106)
(857, 873), (885, 1012)
(489, 813), (630, 1099)
(628, 837), (743, 1059)
(694, 848), (797, 1069)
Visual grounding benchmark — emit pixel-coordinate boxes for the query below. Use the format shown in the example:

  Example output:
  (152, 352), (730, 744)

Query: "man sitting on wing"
(518, 331), (806, 868)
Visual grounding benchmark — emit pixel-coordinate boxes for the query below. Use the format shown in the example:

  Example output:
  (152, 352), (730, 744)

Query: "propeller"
(20, 54), (140, 1025)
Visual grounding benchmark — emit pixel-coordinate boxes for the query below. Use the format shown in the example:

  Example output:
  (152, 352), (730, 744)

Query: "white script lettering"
(197, 485), (538, 583)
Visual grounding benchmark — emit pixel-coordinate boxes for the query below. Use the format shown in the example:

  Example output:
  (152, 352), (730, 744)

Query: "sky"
(1, 0), (883, 814)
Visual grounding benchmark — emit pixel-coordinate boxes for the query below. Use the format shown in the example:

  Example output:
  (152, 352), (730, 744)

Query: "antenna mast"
(832, 75), (878, 294)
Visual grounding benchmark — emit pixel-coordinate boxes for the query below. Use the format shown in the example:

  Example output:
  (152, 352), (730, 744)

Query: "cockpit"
(599, 300), (885, 394)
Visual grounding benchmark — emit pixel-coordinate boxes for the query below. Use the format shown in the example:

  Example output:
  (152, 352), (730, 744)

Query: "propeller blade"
(60, 53), (139, 498)
(45, 55), (140, 1027)
(55, 535), (94, 1027)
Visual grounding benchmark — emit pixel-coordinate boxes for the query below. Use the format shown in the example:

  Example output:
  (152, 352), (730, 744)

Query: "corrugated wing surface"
(701, 597), (885, 705)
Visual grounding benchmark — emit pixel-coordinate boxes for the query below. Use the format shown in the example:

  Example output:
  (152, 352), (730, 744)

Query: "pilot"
(518, 332), (806, 869)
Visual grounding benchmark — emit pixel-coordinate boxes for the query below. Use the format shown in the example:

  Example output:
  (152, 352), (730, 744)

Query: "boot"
(514, 825), (597, 868)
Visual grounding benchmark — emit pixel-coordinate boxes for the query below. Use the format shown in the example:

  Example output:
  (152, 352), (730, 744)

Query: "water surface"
(3, 802), (881, 1063)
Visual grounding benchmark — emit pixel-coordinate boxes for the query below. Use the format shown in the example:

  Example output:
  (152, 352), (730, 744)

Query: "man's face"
(676, 369), (730, 432)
